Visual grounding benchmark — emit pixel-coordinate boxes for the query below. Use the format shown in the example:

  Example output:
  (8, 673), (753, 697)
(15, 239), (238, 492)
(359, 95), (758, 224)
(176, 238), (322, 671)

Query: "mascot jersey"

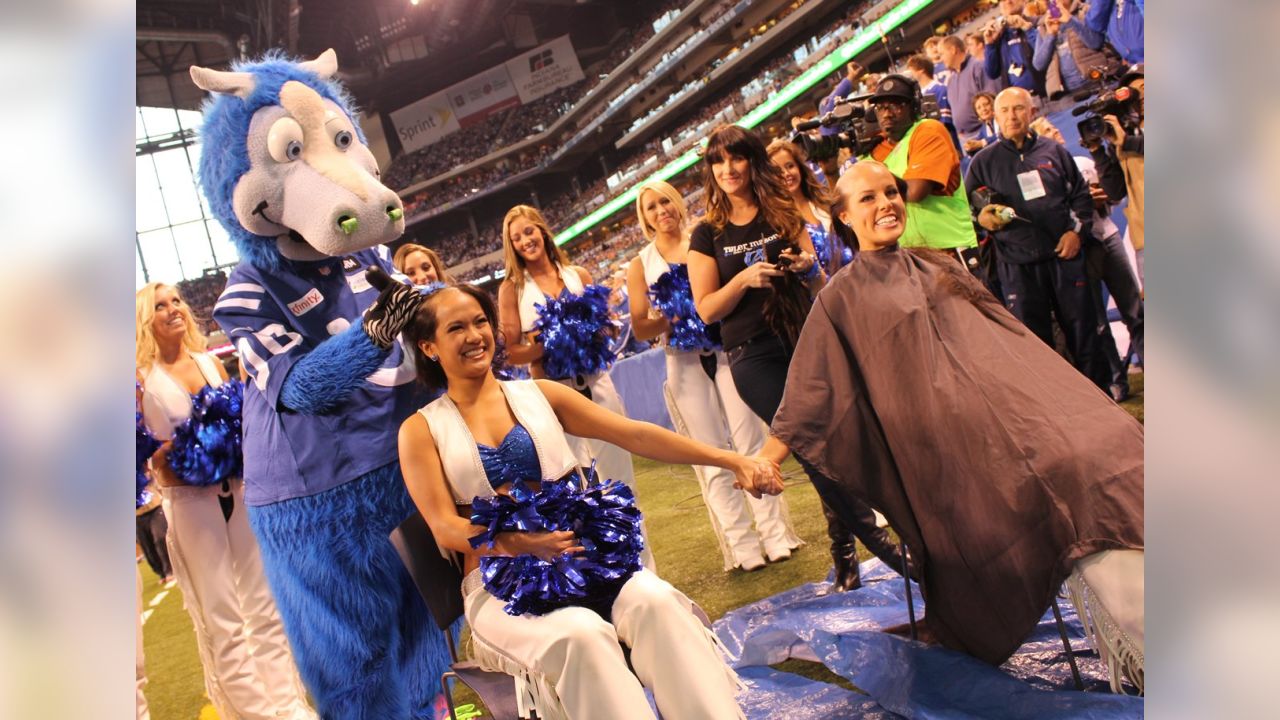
(215, 248), (421, 506)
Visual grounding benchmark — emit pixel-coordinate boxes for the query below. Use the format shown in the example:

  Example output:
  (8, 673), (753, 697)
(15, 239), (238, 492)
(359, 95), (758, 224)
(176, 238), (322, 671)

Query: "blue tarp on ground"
(719, 559), (1143, 719)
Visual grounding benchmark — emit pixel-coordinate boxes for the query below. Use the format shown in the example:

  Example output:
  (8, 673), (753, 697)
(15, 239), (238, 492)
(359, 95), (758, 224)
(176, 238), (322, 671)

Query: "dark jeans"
(1086, 232), (1145, 364)
(998, 254), (1115, 393)
(726, 334), (904, 571)
(135, 506), (172, 578)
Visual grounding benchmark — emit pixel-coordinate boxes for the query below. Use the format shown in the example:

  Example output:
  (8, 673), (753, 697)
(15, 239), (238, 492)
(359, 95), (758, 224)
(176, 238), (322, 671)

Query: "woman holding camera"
(688, 125), (908, 589)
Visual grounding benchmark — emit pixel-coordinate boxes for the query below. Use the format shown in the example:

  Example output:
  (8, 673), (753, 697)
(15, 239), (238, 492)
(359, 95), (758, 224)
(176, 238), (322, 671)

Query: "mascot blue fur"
(191, 50), (453, 718)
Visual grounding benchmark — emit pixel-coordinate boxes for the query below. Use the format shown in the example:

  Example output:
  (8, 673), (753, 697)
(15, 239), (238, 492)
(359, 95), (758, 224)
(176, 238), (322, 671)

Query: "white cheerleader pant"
(464, 569), (744, 720)
(136, 567), (149, 720)
(665, 350), (802, 569)
(161, 479), (316, 720)
(555, 372), (652, 569)
(1069, 549), (1145, 693)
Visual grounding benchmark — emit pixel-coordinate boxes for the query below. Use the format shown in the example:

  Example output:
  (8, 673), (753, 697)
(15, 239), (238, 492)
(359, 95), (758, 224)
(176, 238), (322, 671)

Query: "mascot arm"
(279, 321), (388, 413)
(215, 286), (391, 415)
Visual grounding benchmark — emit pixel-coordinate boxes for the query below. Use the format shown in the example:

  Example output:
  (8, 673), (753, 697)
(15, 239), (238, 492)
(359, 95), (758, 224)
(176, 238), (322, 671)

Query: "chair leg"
(901, 543), (917, 641)
(1051, 599), (1085, 691)
(442, 671), (459, 720)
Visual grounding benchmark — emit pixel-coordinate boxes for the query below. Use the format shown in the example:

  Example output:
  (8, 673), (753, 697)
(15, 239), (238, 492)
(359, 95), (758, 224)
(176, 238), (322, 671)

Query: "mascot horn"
(192, 49), (454, 719)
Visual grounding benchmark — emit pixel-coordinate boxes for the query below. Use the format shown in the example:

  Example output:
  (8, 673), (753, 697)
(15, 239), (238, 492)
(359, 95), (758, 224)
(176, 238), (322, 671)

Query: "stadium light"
(553, 0), (935, 247)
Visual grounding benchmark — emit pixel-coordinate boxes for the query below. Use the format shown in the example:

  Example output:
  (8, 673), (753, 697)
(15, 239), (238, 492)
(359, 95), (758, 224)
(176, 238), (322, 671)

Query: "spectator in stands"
(983, 0), (1044, 98)
(1032, 115), (1143, 374)
(393, 243), (455, 286)
(963, 91), (1000, 157)
(862, 75), (979, 269)
(1085, 0), (1143, 64)
(1033, 0), (1125, 101)
(922, 36), (951, 85)
(965, 32), (986, 61)
(1086, 64), (1144, 284)
(905, 54), (959, 150)
(965, 87), (1118, 396)
(942, 35), (1005, 144)
(767, 138), (848, 273)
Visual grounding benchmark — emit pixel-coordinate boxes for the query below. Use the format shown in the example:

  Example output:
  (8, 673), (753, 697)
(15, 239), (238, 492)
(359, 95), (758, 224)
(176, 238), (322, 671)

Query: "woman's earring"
(429, 354), (439, 362)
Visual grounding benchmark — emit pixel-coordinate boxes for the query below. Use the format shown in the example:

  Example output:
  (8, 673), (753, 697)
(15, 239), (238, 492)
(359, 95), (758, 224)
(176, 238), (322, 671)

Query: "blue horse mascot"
(191, 49), (452, 718)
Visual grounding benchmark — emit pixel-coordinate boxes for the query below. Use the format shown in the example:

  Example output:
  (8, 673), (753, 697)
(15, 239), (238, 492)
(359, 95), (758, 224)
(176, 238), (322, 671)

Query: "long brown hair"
(700, 125), (805, 242)
(500, 204), (571, 293)
(765, 137), (837, 211)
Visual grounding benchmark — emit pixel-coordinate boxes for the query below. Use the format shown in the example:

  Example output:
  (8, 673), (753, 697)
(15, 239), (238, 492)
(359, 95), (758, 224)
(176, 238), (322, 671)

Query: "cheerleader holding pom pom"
(398, 283), (781, 720)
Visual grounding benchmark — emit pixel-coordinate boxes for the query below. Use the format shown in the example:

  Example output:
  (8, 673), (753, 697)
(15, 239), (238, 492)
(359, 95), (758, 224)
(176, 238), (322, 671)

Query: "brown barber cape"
(772, 245), (1144, 664)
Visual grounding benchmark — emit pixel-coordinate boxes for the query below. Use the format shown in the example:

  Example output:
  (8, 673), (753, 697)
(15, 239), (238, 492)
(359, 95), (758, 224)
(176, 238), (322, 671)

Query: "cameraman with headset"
(861, 74), (980, 270)
(1084, 64), (1144, 283)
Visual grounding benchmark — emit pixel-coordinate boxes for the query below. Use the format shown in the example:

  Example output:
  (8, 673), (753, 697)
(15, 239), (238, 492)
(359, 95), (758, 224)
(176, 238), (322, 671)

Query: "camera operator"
(965, 87), (1118, 396)
(1083, 64), (1143, 282)
(983, 0), (1044, 99)
(905, 54), (960, 151)
(862, 74), (979, 266)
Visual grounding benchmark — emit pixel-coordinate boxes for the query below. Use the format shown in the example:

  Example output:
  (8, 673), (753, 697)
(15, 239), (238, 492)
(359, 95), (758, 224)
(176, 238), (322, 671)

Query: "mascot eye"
(267, 117), (306, 163)
(334, 130), (353, 150)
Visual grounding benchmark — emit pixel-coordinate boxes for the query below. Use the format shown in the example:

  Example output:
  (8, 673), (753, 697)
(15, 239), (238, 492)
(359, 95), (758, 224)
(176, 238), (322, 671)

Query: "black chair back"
(390, 511), (464, 631)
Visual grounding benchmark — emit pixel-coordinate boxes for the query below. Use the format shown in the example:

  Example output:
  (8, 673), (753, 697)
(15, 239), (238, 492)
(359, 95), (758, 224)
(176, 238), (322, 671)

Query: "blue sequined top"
(477, 424), (542, 490)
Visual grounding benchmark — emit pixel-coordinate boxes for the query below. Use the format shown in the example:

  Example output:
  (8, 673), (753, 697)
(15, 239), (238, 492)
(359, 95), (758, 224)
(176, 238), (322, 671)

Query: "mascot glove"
(361, 267), (422, 349)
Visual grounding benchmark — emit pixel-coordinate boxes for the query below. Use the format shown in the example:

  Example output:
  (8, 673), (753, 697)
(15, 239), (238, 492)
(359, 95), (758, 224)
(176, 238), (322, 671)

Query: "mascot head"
(191, 50), (405, 271)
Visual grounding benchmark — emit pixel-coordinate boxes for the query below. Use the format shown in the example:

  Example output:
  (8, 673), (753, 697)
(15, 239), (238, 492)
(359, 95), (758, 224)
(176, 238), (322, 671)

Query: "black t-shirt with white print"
(689, 215), (790, 351)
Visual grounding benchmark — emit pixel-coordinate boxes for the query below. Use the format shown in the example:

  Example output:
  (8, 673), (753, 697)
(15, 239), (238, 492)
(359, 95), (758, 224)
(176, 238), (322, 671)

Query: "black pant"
(998, 254), (1114, 392)
(1085, 232), (1144, 364)
(136, 506), (172, 578)
(726, 334), (903, 571)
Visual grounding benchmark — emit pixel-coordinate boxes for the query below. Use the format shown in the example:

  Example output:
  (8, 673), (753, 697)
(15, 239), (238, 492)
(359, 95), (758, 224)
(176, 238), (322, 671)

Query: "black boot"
(843, 498), (920, 581)
(823, 500), (861, 591)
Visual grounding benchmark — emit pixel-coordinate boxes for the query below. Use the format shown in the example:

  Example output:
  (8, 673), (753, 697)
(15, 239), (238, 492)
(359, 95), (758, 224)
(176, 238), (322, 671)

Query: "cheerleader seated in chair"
(398, 284), (780, 720)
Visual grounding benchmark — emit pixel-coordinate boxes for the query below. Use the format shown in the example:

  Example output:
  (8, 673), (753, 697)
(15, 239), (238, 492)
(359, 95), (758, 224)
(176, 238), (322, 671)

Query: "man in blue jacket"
(964, 87), (1116, 395)
(984, 0), (1044, 98)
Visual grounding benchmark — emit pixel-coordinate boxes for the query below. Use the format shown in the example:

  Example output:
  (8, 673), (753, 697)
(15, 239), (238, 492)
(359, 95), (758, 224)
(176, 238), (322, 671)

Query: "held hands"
(362, 266), (423, 349)
(734, 261), (784, 290)
(500, 530), (585, 562)
(732, 455), (785, 498)
(1056, 230), (1082, 259)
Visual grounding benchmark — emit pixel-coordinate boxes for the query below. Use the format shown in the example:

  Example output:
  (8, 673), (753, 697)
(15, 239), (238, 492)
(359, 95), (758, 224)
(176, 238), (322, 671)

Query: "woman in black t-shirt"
(688, 125), (910, 591)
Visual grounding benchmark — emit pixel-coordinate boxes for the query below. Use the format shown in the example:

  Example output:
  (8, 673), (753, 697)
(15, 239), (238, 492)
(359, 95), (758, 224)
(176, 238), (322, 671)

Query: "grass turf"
(140, 375), (1142, 717)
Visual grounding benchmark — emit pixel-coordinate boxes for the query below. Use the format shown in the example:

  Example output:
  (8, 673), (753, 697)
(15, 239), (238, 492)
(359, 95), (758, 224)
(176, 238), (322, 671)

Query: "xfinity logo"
(288, 288), (325, 316)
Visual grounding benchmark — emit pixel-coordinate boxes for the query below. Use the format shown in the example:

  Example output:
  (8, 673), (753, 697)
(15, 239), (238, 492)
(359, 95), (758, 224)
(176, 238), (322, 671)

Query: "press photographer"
(1077, 63), (1144, 281)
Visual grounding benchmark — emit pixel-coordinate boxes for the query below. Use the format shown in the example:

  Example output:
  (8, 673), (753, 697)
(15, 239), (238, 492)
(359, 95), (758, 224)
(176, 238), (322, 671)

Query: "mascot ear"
(189, 65), (256, 98)
(298, 49), (339, 80)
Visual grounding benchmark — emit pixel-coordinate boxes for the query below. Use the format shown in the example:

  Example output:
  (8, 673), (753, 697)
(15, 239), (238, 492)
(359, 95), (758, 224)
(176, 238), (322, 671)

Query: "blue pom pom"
(532, 284), (619, 380)
(136, 412), (162, 508)
(168, 380), (245, 486)
(647, 264), (721, 352)
(468, 475), (645, 617)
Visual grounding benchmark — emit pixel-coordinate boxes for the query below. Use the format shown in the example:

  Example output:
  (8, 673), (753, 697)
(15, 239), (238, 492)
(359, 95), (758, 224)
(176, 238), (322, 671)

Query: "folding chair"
(390, 512), (531, 720)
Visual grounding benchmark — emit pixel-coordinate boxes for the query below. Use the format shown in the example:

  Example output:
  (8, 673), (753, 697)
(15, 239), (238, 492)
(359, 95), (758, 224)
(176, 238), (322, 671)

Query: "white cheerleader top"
(141, 352), (224, 441)
(517, 265), (585, 333)
(417, 380), (582, 505)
